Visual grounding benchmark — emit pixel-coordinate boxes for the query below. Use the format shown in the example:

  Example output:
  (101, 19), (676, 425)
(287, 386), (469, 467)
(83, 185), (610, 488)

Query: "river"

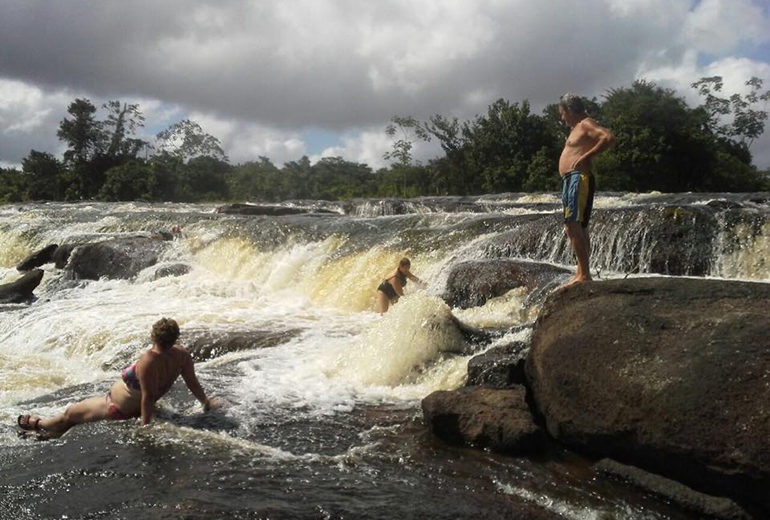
(0, 192), (767, 519)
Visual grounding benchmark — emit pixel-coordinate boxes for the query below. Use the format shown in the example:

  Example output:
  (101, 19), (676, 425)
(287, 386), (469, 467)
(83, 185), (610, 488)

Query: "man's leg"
(565, 222), (591, 284)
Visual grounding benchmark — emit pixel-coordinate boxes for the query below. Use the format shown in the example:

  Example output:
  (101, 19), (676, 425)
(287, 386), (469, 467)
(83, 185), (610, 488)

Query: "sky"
(1, 0), (769, 171)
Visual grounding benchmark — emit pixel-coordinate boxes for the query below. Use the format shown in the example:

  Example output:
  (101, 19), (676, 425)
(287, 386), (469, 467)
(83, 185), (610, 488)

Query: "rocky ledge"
(423, 277), (770, 518)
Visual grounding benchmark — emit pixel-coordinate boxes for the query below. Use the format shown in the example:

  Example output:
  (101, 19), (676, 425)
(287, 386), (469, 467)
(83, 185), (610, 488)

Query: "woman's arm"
(406, 272), (426, 289)
(136, 354), (159, 425)
(180, 351), (211, 410)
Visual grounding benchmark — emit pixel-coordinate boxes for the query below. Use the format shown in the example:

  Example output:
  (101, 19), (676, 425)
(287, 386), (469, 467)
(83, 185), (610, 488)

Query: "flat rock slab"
(526, 277), (770, 514)
(422, 385), (545, 454)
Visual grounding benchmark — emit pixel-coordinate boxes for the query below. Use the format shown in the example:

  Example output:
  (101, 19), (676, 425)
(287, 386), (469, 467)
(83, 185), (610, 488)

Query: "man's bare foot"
(563, 275), (592, 288)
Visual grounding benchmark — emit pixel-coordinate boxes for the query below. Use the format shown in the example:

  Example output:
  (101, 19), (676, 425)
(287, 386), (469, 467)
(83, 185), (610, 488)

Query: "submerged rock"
(217, 203), (337, 216)
(16, 244), (58, 271)
(0, 269), (44, 303)
(422, 386), (545, 454)
(595, 459), (750, 520)
(526, 277), (770, 515)
(152, 263), (192, 280)
(443, 259), (569, 309)
(183, 328), (302, 361)
(66, 237), (170, 280)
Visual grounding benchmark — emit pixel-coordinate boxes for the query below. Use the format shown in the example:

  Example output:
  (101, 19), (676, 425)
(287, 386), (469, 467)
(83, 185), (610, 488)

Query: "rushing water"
(0, 193), (768, 519)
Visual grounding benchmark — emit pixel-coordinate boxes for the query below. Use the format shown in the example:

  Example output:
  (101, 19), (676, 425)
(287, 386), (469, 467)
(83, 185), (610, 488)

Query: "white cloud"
(0, 0), (768, 168)
(684, 0), (770, 55)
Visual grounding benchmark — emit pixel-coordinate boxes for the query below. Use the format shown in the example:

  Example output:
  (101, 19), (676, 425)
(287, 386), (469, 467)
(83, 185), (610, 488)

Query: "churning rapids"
(0, 192), (768, 519)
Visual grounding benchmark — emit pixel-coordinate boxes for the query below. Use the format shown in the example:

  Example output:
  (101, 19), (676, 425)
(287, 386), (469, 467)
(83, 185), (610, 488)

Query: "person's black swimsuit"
(377, 273), (407, 302)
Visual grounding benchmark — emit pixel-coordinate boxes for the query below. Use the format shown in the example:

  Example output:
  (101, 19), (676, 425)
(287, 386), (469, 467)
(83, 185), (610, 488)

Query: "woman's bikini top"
(121, 363), (141, 391)
(386, 272), (407, 287)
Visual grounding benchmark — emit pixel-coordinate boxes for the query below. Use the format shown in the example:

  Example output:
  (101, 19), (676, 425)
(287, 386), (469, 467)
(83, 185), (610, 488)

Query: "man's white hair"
(560, 93), (586, 115)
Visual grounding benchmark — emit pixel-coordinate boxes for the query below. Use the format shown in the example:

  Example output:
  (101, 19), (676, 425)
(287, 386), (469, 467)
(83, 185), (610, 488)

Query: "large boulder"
(16, 244), (58, 271)
(66, 237), (170, 280)
(0, 269), (44, 303)
(525, 278), (770, 515)
(443, 259), (570, 309)
(422, 386), (545, 453)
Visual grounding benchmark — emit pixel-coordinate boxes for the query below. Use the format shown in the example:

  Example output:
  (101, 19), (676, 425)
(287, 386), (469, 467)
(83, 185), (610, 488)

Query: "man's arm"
(572, 119), (615, 171)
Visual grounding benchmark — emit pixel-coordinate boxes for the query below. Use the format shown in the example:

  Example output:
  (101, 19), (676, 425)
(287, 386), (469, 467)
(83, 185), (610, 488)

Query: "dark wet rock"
(422, 386), (545, 454)
(66, 237), (170, 280)
(595, 459), (750, 520)
(0, 269), (44, 303)
(706, 199), (743, 210)
(152, 263), (191, 279)
(467, 341), (529, 388)
(526, 277), (770, 514)
(53, 243), (80, 269)
(443, 259), (570, 309)
(217, 203), (337, 216)
(16, 244), (58, 271)
(183, 328), (302, 361)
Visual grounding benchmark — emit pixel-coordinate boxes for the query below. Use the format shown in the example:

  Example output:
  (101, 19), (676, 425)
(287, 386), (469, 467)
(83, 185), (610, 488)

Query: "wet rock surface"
(183, 328), (302, 361)
(0, 269), (44, 303)
(526, 277), (770, 515)
(595, 459), (750, 520)
(422, 386), (545, 454)
(466, 341), (529, 388)
(217, 203), (337, 216)
(443, 259), (569, 309)
(66, 237), (170, 280)
(16, 244), (58, 271)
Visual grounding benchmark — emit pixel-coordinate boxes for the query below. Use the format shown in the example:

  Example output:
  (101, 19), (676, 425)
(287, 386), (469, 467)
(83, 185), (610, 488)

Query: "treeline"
(1, 77), (769, 204)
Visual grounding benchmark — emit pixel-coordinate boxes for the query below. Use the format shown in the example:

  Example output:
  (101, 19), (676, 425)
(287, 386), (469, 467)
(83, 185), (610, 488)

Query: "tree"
(100, 100), (149, 162)
(692, 76), (770, 148)
(383, 116), (430, 167)
(22, 150), (64, 200)
(98, 160), (156, 201)
(598, 80), (717, 191)
(156, 120), (228, 163)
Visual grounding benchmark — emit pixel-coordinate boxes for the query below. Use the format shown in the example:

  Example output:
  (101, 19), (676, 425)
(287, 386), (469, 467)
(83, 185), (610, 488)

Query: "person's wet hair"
(399, 257), (411, 268)
(152, 318), (180, 350)
(560, 93), (586, 115)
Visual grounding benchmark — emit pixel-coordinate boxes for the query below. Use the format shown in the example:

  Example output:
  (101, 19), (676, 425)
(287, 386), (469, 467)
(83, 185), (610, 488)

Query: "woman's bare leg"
(376, 291), (390, 314)
(37, 395), (111, 437)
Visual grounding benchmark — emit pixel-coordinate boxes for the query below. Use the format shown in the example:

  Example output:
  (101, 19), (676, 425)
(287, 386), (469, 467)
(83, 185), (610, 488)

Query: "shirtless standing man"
(558, 93), (615, 286)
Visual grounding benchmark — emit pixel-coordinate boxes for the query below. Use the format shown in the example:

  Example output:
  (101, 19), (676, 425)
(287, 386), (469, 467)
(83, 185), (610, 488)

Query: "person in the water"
(17, 318), (222, 439)
(376, 257), (425, 313)
(558, 93), (615, 287)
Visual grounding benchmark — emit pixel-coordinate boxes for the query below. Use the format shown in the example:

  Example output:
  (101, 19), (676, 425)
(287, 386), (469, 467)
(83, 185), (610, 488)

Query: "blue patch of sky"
(301, 127), (343, 155)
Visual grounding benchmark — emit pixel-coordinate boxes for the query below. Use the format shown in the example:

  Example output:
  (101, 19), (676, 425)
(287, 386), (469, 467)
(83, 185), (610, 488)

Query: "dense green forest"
(1, 77), (769, 204)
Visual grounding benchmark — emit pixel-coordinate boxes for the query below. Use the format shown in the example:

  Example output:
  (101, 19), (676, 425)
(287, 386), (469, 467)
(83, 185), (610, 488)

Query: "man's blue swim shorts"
(561, 170), (595, 227)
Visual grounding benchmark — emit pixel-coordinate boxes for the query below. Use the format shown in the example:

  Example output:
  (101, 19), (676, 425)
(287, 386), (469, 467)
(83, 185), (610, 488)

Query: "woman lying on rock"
(17, 318), (223, 440)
